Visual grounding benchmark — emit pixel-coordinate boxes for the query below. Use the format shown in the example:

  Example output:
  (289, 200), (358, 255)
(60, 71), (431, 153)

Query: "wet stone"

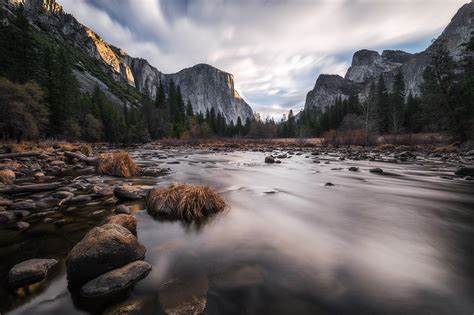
(63, 195), (92, 205)
(67, 223), (146, 287)
(107, 214), (137, 236)
(115, 204), (131, 215)
(10, 200), (36, 211)
(80, 261), (152, 298)
(370, 168), (384, 174)
(16, 221), (30, 231)
(7, 258), (58, 289)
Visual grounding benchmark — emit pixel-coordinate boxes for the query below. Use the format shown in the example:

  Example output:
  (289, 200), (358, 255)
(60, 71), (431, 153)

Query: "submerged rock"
(348, 167), (359, 172)
(455, 167), (474, 177)
(16, 221), (30, 231)
(369, 168), (384, 174)
(80, 261), (151, 298)
(264, 156), (275, 164)
(67, 223), (146, 287)
(7, 258), (58, 289)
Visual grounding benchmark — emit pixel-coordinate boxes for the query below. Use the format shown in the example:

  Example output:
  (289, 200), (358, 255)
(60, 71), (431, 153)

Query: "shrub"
(95, 152), (138, 178)
(146, 183), (226, 221)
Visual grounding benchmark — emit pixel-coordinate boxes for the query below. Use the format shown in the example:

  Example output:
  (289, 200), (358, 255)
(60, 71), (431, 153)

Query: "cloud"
(59, 0), (467, 119)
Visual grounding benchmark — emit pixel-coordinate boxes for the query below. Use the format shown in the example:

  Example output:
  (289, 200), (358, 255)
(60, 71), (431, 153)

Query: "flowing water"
(1, 148), (473, 314)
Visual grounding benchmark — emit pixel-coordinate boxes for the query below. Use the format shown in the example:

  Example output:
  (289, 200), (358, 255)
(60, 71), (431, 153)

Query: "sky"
(60, 0), (468, 119)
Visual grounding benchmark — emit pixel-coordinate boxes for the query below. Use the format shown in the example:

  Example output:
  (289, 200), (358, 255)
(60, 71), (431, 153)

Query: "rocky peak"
(305, 1), (474, 112)
(382, 50), (413, 64)
(428, 1), (474, 60)
(345, 49), (401, 83)
(3, 0), (253, 123)
(6, 0), (63, 14)
(305, 75), (361, 111)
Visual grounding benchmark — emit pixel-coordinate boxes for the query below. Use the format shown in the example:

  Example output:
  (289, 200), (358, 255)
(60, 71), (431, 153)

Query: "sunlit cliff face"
(85, 28), (135, 86)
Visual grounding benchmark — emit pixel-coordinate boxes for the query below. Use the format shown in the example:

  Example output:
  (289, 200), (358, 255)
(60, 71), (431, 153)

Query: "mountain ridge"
(2, 0), (253, 123)
(304, 1), (474, 112)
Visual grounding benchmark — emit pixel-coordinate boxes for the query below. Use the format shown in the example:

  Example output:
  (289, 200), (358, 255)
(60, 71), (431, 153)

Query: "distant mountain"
(1, 0), (253, 123)
(304, 1), (474, 111)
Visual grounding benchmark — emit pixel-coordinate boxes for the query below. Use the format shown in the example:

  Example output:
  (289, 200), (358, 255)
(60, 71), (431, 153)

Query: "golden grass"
(95, 152), (138, 178)
(146, 183), (226, 221)
(0, 169), (15, 185)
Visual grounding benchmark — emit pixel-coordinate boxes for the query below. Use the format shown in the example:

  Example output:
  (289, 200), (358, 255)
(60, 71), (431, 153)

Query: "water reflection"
(2, 150), (474, 314)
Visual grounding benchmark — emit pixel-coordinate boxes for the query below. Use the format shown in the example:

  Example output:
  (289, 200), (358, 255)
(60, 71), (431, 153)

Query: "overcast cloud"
(60, 0), (467, 119)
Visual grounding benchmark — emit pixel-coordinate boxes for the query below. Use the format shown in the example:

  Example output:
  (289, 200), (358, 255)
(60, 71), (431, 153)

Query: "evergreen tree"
(375, 75), (389, 133)
(389, 71), (406, 134)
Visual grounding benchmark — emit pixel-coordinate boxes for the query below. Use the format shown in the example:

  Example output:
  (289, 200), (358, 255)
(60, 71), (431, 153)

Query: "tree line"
(279, 37), (474, 142)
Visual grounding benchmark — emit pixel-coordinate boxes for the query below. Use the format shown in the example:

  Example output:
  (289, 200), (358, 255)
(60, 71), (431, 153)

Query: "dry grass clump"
(146, 183), (226, 221)
(95, 152), (138, 178)
(0, 169), (15, 185)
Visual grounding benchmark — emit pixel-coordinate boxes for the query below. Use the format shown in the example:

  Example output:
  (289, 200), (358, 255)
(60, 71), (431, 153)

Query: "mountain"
(304, 1), (474, 111)
(1, 0), (253, 123)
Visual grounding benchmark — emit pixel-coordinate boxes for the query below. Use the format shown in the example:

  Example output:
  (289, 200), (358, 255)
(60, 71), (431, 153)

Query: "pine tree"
(375, 75), (389, 133)
(389, 71), (406, 134)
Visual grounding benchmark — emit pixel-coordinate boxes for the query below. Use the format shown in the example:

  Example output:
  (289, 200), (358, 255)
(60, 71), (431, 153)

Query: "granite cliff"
(304, 1), (474, 111)
(1, 0), (253, 123)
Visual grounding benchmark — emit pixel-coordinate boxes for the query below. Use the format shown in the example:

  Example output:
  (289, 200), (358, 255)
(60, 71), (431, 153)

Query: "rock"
(91, 185), (114, 197)
(465, 176), (473, 181)
(107, 214), (137, 235)
(34, 172), (45, 178)
(370, 168), (384, 174)
(264, 156), (275, 164)
(0, 197), (13, 207)
(276, 154), (287, 159)
(103, 196), (118, 205)
(455, 167), (474, 177)
(80, 261), (152, 298)
(0, 211), (15, 225)
(325, 182), (335, 187)
(43, 218), (54, 223)
(67, 223), (146, 287)
(114, 186), (144, 201)
(348, 167), (359, 172)
(166, 161), (180, 165)
(10, 200), (36, 211)
(466, 150), (474, 156)
(7, 258), (58, 288)
(12, 210), (30, 219)
(63, 195), (92, 205)
(16, 221), (30, 231)
(50, 160), (66, 167)
(115, 204), (131, 215)
(52, 191), (74, 199)
(0, 169), (16, 184)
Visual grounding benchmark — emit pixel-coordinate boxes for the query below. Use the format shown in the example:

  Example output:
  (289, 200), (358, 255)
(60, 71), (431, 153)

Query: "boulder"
(0, 169), (16, 185)
(80, 261), (152, 298)
(7, 258), (58, 288)
(67, 223), (146, 287)
(107, 214), (137, 236)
